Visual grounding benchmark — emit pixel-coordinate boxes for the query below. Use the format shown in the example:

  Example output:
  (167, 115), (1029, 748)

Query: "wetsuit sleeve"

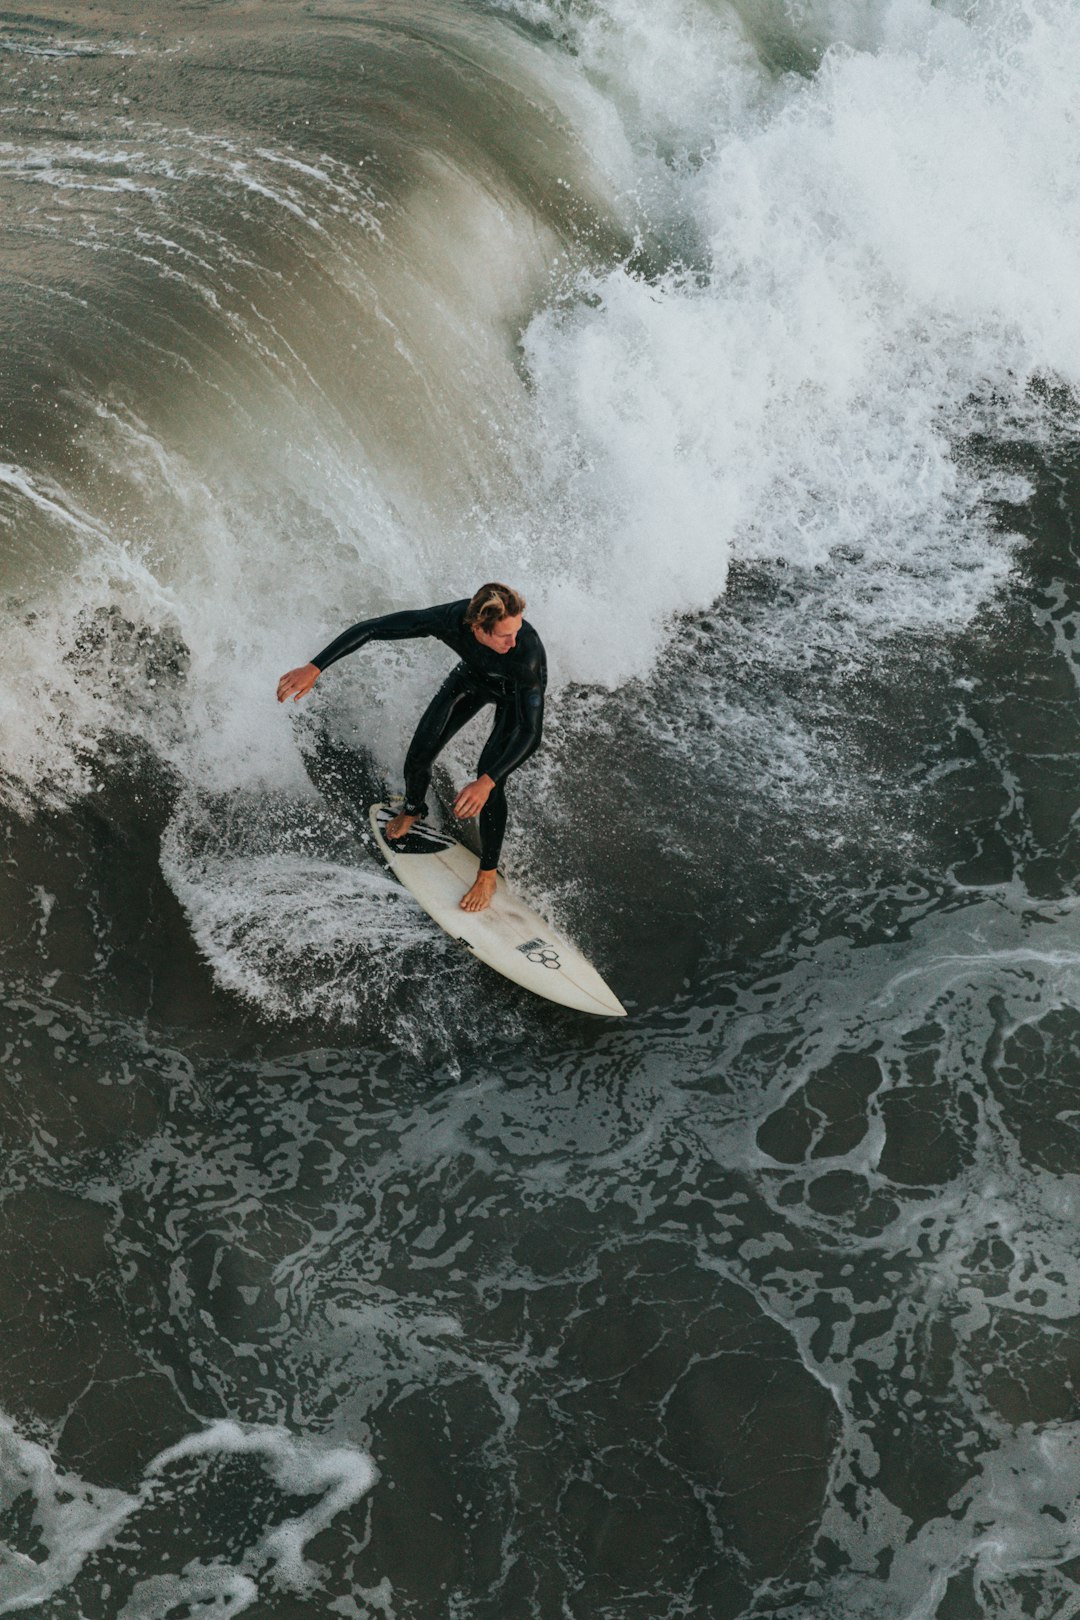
(310, 603), (453, 672)
(482, 646), (546, 781)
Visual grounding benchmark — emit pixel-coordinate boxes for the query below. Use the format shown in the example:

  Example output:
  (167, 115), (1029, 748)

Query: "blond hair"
(464, 582), (526, 633)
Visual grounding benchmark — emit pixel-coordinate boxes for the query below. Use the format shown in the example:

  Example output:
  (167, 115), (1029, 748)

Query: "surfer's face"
(474, 612), (523, 653)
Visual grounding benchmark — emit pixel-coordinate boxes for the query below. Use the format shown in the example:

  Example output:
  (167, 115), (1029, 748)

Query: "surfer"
(276, 584), (546, 912)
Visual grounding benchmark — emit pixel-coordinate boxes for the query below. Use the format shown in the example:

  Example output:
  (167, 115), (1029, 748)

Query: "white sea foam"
(511, 0), (1080, 685)
(144, 1421), (379, 1593)
(160, 835), (438, 1022)
(0, 1411), (377, 1616)
(0, 1416), (137, 1610)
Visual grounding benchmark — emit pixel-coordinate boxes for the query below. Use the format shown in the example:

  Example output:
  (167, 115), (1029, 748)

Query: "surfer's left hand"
(453, 775), (495, 818)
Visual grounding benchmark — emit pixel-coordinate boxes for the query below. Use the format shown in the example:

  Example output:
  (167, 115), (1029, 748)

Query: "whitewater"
(4, 0), (1080, 1615)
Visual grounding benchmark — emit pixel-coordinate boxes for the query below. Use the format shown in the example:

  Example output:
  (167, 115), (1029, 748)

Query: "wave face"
(5, 0), (1080, 1615)
(3, 0), (1077, 1015)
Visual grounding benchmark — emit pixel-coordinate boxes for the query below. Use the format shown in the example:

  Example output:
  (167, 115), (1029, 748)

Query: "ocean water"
(4, 0), (1080, 1614)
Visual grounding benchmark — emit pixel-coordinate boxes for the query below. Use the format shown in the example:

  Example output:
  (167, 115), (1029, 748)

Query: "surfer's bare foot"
(386, 810), (417, 841)
(460, 869), (497, 912)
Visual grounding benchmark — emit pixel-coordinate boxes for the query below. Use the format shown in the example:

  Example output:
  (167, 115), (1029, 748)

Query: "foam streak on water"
(0, 1412), (376, 1615)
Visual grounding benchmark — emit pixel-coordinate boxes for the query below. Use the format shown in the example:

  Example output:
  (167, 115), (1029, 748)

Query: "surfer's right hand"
(276, 663), (320, 703)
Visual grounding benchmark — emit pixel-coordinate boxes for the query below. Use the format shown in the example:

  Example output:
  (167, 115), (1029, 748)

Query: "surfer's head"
(466, 583), (525, 653)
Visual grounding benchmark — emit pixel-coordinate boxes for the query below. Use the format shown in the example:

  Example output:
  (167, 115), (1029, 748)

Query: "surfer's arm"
(277, 603), (458, 702)
(451, 648), (544, 816)
(309, 604), (455, 673)
(482, 648), (550, 787)
(452, 693), (542, 817)
(487, 687), (544, 778)
(483, 637), (546, 780)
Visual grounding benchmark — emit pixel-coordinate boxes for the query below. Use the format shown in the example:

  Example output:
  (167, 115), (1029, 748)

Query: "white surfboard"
(368, 804), (626, 1017)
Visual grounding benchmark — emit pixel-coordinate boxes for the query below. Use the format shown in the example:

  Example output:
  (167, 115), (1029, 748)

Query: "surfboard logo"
(517, 936), (562, 970)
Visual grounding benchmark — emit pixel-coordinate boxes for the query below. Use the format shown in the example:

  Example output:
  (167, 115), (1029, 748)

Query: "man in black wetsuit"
(276, 583), (545, 912)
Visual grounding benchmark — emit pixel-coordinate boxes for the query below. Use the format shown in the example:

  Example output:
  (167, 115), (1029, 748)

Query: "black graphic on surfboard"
(375, 807), (455, 856)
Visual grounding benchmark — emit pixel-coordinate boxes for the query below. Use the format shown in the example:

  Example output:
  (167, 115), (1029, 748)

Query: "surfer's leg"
(471, 705), (519, 872)
(459, 781), (503, 910)
(469, 703), (541, 865)
(477, 781), (508, 873)
(458, 786), (504, 910)
(459, 704), (539, 909)
(389, 669), (486, 839)
(471, 704), (541, 859)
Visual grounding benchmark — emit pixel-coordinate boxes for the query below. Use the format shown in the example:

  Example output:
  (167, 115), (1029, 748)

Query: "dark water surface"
(5, 2), (1080, 1616)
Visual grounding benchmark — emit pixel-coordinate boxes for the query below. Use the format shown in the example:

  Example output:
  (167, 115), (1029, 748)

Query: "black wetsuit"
(311, 600), (546, 872)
